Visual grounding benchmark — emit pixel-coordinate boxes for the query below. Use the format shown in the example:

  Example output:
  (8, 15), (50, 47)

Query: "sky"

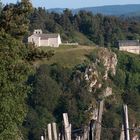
(2, 0), (140, 9)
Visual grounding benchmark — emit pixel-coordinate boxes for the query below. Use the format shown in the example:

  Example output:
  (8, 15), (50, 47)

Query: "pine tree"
(0, 0), (33, 40)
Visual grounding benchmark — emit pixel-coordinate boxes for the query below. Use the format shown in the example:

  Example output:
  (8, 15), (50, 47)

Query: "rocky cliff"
(84, 48), (117, 96)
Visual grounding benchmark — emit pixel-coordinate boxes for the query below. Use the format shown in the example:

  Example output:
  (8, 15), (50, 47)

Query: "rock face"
(84, 64), (99, 92)
(83, 48), (118, 123)
(84, 48), (117, 94)
(98, 48), (118, 80)
(103, 87), (112, 98)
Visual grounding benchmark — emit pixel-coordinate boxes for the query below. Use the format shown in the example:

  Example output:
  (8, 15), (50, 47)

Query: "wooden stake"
(48, 123), (53, 140)
(44, 129), (47, 140)
(89, 120), (96, 140)
(83, 127), (88, 140)
(120, 125), (125, 140)
(123, 105), (130, 140)
(63, 113), (71, 140)
(95, 100), (104, 140)
(41, 136), (44, 140)
(52, 122), (58, 140)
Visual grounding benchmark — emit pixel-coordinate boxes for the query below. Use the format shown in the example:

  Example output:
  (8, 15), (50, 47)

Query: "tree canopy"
(0, 0), (32, 40)
(0, 0), (33, 139)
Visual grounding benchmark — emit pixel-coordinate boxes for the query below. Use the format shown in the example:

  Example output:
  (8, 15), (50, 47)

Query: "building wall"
(58, 35), (62, 45)
(48, 35), (61, 47)
(119, 46), (140, 54)
(28, 35), (40, 47)
(28, 34), (62, 47)
(48, 36), (61, 47)
(40, 39), (49, 47)
(48, 38), (57, 47)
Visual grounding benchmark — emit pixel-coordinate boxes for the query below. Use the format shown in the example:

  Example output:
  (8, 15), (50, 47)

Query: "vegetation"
(0, 1), (140, 140)
(29, 8), (140, 47)
(22, 48), (140, 140)
(37, 45), (95, 67)
(0, 0), (2, 13)
(0, 0), (32, 40)
(0, 1), (34, 139)
(101, 50), (140, 139)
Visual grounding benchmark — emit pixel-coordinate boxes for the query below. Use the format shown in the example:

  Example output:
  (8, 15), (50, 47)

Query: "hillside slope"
(35, 45), (96, 67)
(24, 46), (140, 140)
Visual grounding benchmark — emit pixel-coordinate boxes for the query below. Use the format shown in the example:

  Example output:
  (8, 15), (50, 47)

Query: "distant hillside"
(48, 4), (140, 16)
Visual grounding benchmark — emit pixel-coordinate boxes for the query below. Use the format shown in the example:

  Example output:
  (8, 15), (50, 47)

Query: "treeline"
(29, 8), (140, 47)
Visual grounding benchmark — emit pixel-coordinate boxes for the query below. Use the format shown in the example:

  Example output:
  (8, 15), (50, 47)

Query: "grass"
(36, 45), (96, 68)
(67, 31), (94, 45)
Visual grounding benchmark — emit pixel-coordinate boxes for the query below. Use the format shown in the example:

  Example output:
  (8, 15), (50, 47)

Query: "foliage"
(104, 50), (140, 139)
(0, 1), (140, 139)
(40, 45), (95, 68)
(0, 0), (33, 40)
(28, 8), (140, 47)
(25, 44), (55, 61)
(23, 63), (95, 139)
(0, 0), (2, 13)
(87, 49), (140, 139)
(0, 1), (34, 139)
(0, 31), (32, 139)
(23, 65), (62, 140)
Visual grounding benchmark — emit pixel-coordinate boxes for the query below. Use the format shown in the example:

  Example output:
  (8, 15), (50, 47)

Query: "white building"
(118, 40), (140, 54)
(28, 29), (62, 47)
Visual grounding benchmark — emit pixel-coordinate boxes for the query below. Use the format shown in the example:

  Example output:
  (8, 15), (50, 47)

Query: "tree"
(0, 31), (32, 139)
(0, 1), (33, 139)
(0, 0), (2, 13)
(24, 65), (62, 140)
(0, 0), (33, 40)
(60, 9), (73, 31)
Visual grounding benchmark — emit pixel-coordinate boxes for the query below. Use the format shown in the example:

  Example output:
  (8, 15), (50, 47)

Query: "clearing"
(35, 45), (96, 68)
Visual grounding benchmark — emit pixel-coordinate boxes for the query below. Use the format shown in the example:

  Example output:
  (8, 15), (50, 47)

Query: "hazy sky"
(2, 0), (140, 9)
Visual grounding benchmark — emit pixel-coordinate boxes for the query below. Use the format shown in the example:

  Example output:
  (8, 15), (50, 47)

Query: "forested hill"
(48, 4), (140, 16)
(0, 1), (140, 140)
(29, 8), (140, 47)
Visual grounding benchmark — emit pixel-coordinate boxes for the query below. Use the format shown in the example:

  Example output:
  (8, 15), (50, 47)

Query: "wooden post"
(58, 133), (61, 140)
(52, 122), (58, 140)
(63, 113), (71, 140)
(48, 123), (53, 140)
(95, 100), (104, 140)
(62, 134), (65, 140)
(77, 136), (81, 140)
(41, 136), (44, 140)
(123, 105), (130, 140)
(81, 135), (84, 140)
(44, 129), (47, 140)
(69, 124), (72, 140)
(120, 125), (125, 140)
(83, 127), (88, 140)
(89, 120), (96, 140)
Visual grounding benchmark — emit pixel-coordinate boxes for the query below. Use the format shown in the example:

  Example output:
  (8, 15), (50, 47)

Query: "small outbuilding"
(28, 29), (62, 47)
(118, 40), (140, 54)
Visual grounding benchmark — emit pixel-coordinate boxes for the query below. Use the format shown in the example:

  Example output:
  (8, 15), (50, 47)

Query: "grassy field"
(36, 45), (96, 67)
